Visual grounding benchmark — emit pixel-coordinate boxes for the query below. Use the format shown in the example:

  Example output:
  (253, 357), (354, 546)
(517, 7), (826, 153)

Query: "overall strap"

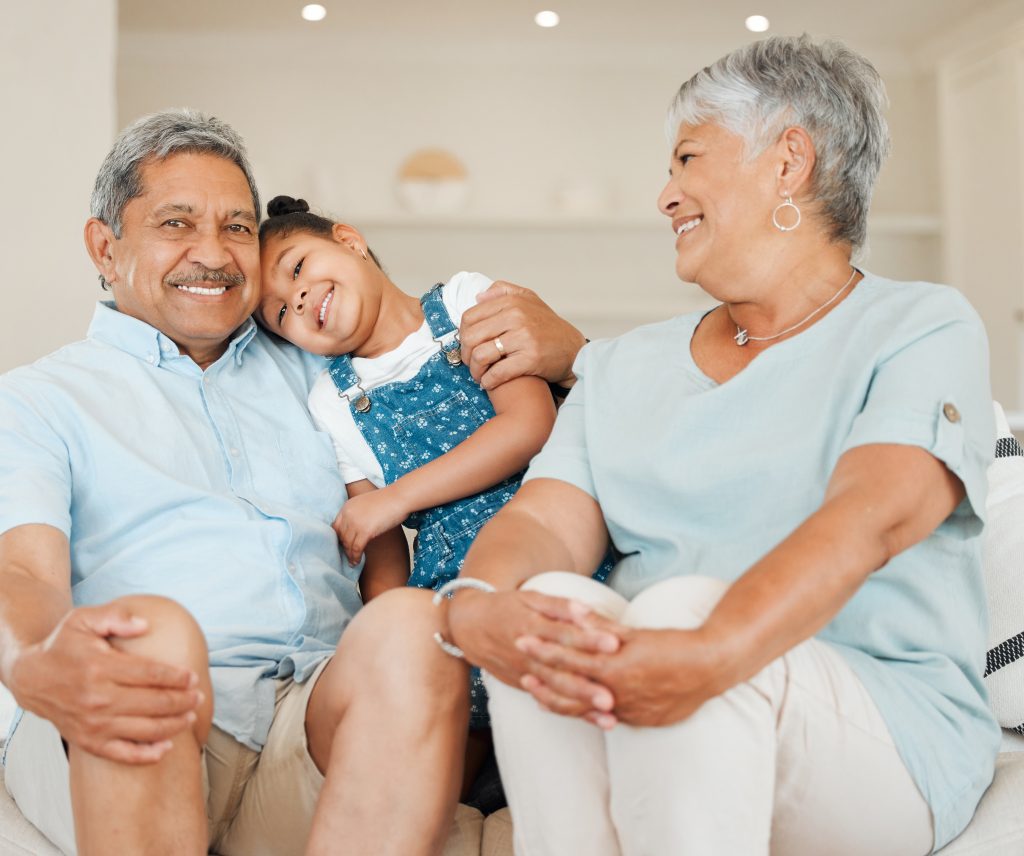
(420, 283), (463, 366)
(327, 354), (372, 413)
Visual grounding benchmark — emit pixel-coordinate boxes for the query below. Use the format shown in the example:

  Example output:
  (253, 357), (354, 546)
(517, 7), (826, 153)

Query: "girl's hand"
(334, 487), (409, 565)
(515, 616), (728, 729)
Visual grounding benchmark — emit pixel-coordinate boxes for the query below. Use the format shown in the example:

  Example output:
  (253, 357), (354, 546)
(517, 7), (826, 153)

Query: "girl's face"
(258, 225), (380, 356)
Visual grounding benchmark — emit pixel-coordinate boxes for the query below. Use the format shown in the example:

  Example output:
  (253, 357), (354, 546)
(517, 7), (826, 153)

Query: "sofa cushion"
(981, 404), (1024, 733)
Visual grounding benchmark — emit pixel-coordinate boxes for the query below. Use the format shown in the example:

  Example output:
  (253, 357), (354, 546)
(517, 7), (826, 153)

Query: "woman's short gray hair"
(666, 35), (890, 250)
(90, 108), (260, 239)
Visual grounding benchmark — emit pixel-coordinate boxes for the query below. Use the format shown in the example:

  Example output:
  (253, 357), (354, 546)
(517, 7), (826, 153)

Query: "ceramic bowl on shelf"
(396, 147), (469, 215)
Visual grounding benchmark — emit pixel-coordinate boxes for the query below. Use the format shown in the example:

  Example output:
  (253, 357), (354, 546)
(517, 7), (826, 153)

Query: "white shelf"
(356, 212), (941, 236)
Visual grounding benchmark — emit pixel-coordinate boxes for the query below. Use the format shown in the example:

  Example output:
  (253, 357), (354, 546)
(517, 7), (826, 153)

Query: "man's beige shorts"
(3, 658), (330, 856)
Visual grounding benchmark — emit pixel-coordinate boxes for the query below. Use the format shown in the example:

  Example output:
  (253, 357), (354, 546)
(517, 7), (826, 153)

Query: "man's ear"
(84, 218), (118, 286)
(774, 125), (817, 200)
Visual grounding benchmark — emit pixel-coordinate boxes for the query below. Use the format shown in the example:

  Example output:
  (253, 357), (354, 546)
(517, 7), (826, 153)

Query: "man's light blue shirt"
(0, 302), (362, 751)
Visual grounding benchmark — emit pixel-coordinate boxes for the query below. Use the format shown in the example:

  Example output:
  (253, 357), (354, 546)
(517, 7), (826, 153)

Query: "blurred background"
(3, 0), (1023, 394)
(0, 0), (1022, 731)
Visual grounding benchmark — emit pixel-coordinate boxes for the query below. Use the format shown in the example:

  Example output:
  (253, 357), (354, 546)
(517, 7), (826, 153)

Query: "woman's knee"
(622, 576), (729, 630)
(521, 571), (627, 619)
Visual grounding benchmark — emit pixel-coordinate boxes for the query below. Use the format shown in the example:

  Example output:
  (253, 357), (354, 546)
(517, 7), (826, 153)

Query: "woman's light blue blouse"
(524, 273), (1001, 850)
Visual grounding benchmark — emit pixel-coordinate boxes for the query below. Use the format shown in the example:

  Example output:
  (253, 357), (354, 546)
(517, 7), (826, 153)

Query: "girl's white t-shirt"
(307, 271), (493, 487)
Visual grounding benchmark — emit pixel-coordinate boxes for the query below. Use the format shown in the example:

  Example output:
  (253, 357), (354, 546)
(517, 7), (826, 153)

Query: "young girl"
(257, 195), (568, 732)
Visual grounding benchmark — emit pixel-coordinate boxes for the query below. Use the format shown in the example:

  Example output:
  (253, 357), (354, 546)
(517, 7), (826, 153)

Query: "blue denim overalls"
(328, 283), (613, 729)
(327, 284), (520, 727)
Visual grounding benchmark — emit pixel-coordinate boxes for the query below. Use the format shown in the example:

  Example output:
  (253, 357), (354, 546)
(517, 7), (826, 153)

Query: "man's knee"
(335, 587), (467, 705)
(106, 594), (208, 668)
(105, 594), (212, 740)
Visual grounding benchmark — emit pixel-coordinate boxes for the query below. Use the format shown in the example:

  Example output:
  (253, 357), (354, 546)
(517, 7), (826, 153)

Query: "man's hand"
(333, 487), (409, 565)
(459, 282), (587, 390)
(11, 604), (202, 764)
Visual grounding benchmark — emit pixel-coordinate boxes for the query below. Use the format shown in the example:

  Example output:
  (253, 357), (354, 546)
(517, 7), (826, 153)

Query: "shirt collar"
(87, 301), (258, 369)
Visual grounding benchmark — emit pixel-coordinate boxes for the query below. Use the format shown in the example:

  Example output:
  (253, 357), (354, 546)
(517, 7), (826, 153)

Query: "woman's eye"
(679, 154), (694, 166)
(292, 259), (304, 280)
(278, 304), (287, 326)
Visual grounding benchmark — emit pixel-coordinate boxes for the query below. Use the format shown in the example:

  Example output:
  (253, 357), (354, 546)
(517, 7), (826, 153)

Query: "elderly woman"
(440, 35), (1000, 855)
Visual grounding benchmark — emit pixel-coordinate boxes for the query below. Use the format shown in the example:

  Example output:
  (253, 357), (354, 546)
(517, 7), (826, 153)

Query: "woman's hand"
(333, 486), (409, 565)
(516, 612), (728, 729)
(447, 588), (621, 706)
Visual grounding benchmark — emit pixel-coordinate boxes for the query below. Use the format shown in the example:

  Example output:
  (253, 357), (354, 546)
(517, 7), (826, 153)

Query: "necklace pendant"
(734, 327), (750, 346)
(445, 347), (462, 366)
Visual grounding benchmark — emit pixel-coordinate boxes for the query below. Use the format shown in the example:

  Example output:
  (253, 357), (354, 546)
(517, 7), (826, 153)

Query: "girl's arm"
(335, 479), (410, 602)
(335, 376), (556, 564)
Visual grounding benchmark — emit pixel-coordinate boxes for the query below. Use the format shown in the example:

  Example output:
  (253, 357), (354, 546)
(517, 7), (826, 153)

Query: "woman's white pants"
(483, 572), (934, 856)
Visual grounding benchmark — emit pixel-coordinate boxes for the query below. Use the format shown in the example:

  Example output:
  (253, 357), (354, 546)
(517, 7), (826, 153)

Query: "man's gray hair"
(90, 109), (261, 239)
(666, 35), (890, 250)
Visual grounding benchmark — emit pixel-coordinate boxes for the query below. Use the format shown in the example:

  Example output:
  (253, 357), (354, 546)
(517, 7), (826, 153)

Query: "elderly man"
(0, 110), (580, 856)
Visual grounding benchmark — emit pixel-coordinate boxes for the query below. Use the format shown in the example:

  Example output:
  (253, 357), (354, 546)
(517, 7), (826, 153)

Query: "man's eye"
(678, 154), (694, 166)
(227, 223), (252, 234)
(278, 304), (287, 326)
(163, 219), (186, 228)
(292, 259), (304, 279)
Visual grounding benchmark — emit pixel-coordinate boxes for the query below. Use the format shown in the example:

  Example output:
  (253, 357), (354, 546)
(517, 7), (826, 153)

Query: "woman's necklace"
(733, 266), (858, 346)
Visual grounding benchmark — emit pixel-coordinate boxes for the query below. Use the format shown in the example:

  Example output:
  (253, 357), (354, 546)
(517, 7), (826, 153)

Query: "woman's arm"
(515, 442), (966, 726)
(442, 478), (620, 698)
(334, 375), (556, 564)
(336, 480), (411, 602)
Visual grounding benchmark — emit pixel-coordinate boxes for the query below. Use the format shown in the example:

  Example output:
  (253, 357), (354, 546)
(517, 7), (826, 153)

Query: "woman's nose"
(658, 180), (681, 217)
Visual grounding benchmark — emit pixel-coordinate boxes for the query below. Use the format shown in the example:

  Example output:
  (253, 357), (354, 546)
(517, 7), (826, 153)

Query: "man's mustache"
(165, 267), (246, 287)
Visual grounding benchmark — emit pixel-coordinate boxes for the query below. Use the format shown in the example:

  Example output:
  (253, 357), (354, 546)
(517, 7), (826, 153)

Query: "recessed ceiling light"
(745, 15), (770, 32)
(302, 4), (327, 22)
(535, 10), (560, 28)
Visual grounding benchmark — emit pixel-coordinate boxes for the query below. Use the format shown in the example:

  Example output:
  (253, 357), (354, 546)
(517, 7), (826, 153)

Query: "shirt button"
(230, 448), (240, 457)
(146, 354), (155, 364)
(288, 563), (296, 572)
(943, 403), (961, 423)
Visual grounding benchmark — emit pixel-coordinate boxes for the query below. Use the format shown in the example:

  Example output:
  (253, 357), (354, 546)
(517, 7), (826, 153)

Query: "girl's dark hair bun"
(267, 195), (310, 218)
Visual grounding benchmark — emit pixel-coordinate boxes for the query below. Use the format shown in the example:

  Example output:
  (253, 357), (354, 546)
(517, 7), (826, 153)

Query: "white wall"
(0, 0), (118, 373)
(116, 30), (944, 339)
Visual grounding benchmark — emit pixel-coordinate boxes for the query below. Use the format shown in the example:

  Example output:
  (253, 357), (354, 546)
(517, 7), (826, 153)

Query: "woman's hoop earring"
(772, 196), (801, 232)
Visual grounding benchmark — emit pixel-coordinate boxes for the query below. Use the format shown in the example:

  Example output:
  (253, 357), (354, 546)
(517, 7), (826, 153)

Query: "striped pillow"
(982, 403), (1024, 734)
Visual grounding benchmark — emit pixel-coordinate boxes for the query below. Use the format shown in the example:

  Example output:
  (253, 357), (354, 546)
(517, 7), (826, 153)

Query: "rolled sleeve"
(840, 311), (994, 532)
(523, 350), (597, 500)
(0, 380), (72, 537)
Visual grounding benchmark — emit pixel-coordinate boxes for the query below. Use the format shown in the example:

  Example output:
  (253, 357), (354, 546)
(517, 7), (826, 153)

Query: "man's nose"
(187, 228), (233, 271)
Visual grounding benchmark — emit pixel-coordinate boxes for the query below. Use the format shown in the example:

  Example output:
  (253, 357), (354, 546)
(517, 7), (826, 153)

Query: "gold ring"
(494, 337), (506, 357)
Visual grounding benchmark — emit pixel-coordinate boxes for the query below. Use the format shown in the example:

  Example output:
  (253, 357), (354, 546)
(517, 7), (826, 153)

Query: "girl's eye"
(277, 304), (287, 326)
(292, 259), (304, 280)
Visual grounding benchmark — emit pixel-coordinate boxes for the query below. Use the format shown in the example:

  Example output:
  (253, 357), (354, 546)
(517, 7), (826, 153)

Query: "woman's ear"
(84, 218), (118, 286)
(331, 223), (368, 260)
(775, 126), (816, 200)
